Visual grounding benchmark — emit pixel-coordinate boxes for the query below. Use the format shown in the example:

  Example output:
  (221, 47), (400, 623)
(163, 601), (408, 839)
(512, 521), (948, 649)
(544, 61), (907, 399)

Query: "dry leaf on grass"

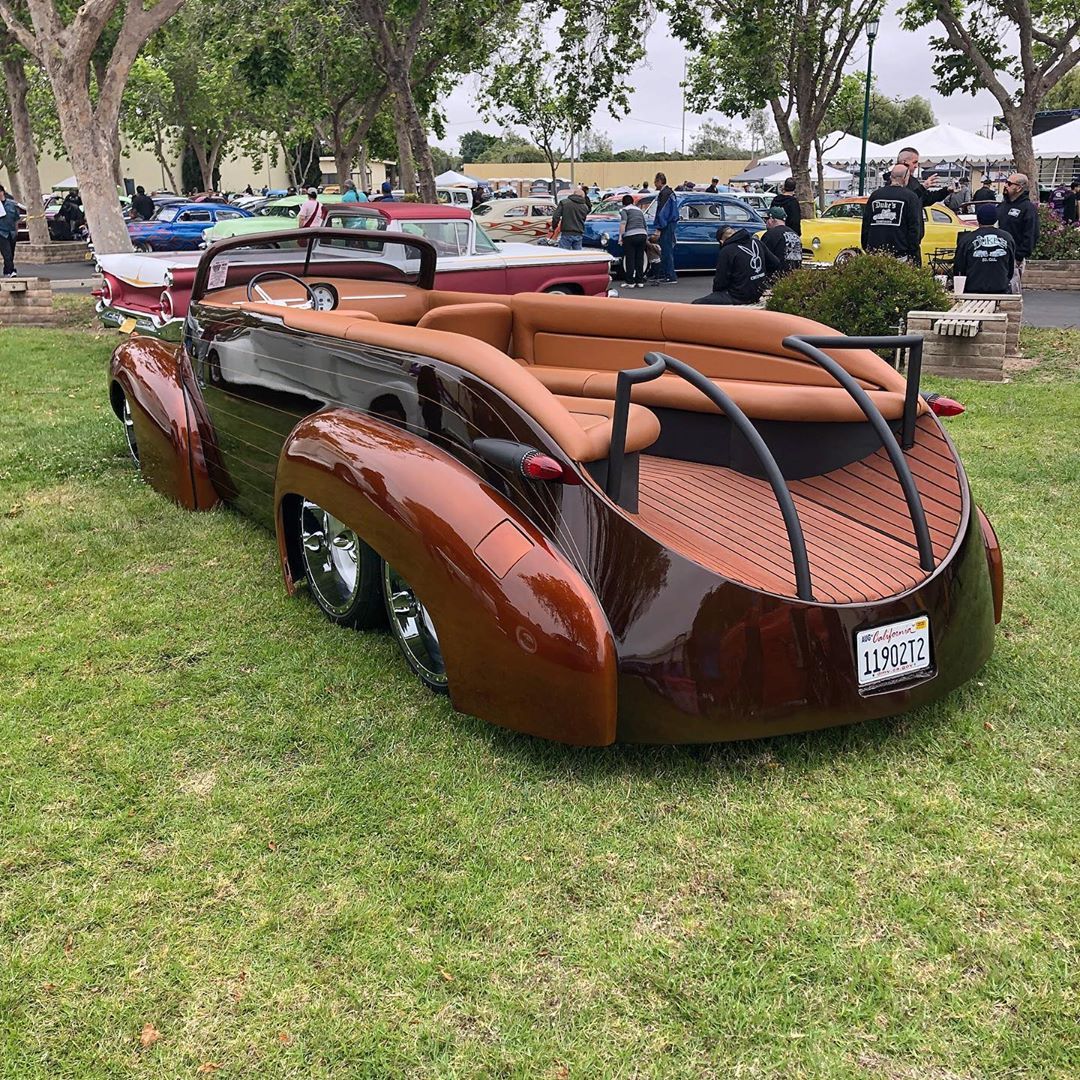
(277, 1032), (292, 1045)
(139, 1023), (161, 1048)
(196, 1064), (221, 1074)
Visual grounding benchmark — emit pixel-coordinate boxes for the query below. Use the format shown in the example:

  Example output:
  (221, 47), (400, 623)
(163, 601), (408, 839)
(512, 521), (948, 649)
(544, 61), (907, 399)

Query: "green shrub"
(767, 254), (951, 337)
(1032, 205), (1080, 260)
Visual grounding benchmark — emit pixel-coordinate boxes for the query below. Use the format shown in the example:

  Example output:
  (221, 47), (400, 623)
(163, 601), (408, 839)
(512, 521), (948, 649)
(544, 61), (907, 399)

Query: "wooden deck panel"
(635, 417), (963, 603)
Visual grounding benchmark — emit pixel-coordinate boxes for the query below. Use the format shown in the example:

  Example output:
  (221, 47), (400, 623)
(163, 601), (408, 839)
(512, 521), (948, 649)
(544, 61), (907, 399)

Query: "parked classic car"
(802, 197), (967, 267)
(472, 197), (558, 241)
(107, 227), (1002, 745)
(126, 201), (253, 252)
(587, 192), (767, 271)
(97, 204), (614, 338)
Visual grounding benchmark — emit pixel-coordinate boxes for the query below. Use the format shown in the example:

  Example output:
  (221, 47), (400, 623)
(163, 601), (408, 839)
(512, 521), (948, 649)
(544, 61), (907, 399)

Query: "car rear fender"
(108, 335), (219, 510)
(275, 408), (618, 745)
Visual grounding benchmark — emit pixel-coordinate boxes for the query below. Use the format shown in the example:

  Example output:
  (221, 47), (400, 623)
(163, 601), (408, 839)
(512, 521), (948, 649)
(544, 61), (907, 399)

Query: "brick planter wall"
(0, 277), (63, 327)
(907, 310), (1005, 381)
(1023, 260), (1080, 290)
(19, 241), (92, 265)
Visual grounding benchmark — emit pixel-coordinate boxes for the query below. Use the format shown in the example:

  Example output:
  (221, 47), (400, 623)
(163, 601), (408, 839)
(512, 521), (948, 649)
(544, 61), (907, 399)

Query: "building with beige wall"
(464, 159), (753, 189)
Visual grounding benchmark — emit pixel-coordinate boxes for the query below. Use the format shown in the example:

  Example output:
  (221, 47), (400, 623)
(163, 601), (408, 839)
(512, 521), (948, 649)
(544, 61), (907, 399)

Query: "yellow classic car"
(803, 197), (967, 268)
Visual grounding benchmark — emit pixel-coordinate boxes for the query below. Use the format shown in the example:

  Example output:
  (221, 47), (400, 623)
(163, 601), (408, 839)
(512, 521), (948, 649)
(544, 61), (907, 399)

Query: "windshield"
(472, 204), (491, 216)
(591, 199), (623, 215)
(261, 204), (299, 218)
(153, 206), (179, 222)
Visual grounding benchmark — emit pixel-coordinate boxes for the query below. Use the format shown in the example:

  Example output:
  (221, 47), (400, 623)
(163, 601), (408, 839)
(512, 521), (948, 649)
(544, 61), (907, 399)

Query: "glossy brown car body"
(108, 229), (1001, 745)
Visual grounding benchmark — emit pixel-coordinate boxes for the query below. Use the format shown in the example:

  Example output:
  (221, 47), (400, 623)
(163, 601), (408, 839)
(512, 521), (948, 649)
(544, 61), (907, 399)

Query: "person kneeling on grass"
(692, 225), (780, 305)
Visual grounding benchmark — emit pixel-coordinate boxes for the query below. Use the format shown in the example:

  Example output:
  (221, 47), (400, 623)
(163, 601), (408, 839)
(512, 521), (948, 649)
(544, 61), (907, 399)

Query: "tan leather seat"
(416, 303), (513, 352)
(553, 395), (660, 459)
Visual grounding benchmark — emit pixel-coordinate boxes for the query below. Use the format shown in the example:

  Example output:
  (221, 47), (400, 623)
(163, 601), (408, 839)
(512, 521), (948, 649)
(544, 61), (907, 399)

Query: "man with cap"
(706, 177), (720, 193)
(297, 187), (327, 230)
(861, 164), (924, 263)
(769, 177), (802, 236)
(760, 205), (803, 277)
(997, 172), (1039, 291)
(952, 202), (1015, 294)
(971, 179), (996, 204)
(377, 180), (396, 201)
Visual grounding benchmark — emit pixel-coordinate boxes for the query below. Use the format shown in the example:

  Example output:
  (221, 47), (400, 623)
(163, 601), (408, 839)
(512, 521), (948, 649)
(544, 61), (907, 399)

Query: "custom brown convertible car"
(108, 230), (1002, 745)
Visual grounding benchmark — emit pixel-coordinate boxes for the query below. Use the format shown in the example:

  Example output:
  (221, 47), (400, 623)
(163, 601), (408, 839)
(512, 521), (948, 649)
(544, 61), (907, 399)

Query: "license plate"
(855, 616), (932, 688)
(118, 317), (136, 334)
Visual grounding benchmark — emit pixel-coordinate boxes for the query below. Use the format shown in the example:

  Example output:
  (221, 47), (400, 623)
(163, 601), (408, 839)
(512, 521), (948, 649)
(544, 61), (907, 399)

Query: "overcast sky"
(436, 9), (1014, 155)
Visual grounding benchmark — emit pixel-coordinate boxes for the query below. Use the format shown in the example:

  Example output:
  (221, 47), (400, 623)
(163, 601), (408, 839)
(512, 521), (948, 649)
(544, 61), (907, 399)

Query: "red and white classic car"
(95, 203), (616, 339)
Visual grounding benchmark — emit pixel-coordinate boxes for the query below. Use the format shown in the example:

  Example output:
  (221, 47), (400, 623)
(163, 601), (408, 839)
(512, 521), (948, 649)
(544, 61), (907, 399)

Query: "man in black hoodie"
(769, 178), (802, 235)
(953, 201), (1015, 294)
(997, 173), (1039, 291)
(861, 164), (925, 263)
(692, 226), (780, 305)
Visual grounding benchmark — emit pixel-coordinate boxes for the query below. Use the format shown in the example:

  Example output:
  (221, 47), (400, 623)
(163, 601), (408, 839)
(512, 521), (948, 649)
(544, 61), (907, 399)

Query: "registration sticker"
(855, 615), (932, 688)
(206, 259), (229, 290)
(118, 317), (137, 334)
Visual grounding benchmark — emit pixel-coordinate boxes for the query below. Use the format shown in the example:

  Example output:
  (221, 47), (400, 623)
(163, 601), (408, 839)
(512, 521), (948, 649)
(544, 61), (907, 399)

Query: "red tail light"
(159, 290), (174, 320)
(925, 393), (965, 417)
(521, 451), (577, 482)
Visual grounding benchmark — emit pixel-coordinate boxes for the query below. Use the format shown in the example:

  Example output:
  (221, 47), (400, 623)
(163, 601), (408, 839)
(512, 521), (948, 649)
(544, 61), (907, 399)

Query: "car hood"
(495, 242), (614, 264)
(202, 217), (296, 241)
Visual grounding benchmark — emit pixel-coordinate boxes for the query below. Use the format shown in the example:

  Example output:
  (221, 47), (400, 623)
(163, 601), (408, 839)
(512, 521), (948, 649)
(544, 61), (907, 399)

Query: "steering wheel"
(246, 271), (317, 309)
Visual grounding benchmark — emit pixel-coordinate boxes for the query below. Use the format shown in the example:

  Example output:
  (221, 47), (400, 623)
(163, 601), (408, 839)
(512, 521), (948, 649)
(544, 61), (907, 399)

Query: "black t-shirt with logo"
(860, 183), (925, 258)
(952, 226), (1015, 294)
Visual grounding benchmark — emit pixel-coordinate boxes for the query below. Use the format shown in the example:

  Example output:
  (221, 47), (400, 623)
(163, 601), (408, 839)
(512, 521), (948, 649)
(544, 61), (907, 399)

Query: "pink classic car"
(95, 203), (616, 339)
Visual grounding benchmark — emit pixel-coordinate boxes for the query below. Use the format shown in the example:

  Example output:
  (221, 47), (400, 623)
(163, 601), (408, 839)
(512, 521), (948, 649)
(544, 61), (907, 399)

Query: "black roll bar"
(607, 351), (814, 602)
(782, 334), (934, 573)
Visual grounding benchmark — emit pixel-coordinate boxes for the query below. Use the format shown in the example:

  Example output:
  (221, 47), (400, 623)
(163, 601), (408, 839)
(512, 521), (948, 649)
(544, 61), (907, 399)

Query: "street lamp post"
(858, 13), (881, 196)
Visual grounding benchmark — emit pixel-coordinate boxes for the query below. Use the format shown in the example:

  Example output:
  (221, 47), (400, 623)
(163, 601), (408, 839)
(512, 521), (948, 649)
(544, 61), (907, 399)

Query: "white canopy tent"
(434, 169), (477, 187)
(878, 124), (1006, 162)
(1033, 118), (1080, 157)
(758, 131), (887, 166)
(731, 162), (852, 185)
(1033, 118), (1080, 185)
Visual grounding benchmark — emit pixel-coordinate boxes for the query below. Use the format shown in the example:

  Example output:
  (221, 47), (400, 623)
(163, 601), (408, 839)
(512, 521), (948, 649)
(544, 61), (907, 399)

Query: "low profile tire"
(545, 285), (578, 294)
(383, 561), (448, 694)
(133, 241), (153, 253)
(298, 498), (384, 628)
(833, 248), (859, 267)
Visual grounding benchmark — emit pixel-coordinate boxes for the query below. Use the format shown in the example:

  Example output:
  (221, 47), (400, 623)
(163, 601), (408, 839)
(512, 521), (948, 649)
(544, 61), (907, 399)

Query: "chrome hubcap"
(384, 562), (447, 687)
(121, 397), (139, 463)
(299, 499), (360, 615)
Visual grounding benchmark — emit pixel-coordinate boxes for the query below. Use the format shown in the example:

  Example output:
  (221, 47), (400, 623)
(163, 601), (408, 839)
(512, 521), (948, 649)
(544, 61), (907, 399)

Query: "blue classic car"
(587, 193), (767, 272)
(126, 202), (252, 252)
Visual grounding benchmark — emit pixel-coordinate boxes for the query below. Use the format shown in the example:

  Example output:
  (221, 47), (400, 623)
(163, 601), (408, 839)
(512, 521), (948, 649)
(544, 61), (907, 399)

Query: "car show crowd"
(4, 140), (1076, 299)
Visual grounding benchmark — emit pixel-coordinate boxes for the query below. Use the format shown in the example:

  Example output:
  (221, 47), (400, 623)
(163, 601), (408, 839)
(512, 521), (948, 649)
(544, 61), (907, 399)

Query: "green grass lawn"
(1, 324), (1077, 1079)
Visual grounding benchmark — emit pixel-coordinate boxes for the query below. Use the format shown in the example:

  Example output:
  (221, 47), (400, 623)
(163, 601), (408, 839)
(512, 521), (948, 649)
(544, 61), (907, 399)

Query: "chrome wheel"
(300, 499), (361, 616)
(121, 396), (139, 464)
(383, 562), (448, 691)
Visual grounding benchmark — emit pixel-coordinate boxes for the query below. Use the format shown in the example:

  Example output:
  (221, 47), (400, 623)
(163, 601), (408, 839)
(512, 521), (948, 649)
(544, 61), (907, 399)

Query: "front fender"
(275, 409), (618, 746)
(108, 335), (219, 510)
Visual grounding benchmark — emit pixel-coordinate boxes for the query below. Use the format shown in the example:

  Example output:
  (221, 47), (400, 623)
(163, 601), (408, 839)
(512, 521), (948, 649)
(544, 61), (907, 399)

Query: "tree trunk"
(153, 128), (178, 191)
(1005, 104), (1038, 197)
(813, 135), (826, 214)
(403, 98), (435, 203)
(392, 93), (415, 194)
(2, 53), (47, 245)
(358, 145), (370, 192)
(48, 74), (131, 253)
